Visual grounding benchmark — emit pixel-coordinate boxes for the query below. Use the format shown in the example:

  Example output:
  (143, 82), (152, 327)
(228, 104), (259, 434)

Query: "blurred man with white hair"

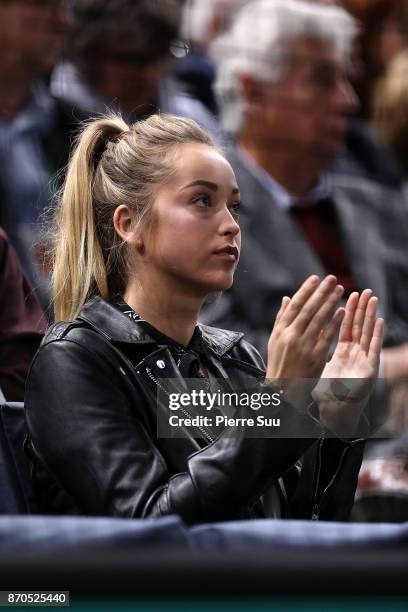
(204, 0), (408, 381)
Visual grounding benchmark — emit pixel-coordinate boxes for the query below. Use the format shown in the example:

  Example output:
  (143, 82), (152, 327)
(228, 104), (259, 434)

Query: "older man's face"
(252, 37), (357, 166)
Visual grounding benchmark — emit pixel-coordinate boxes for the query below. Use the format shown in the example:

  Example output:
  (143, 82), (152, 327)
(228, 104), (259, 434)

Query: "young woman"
(24, 114), (383, 523)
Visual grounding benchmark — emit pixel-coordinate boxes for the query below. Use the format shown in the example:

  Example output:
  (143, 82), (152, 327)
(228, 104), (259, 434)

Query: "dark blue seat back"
(0, 403), (37, 514)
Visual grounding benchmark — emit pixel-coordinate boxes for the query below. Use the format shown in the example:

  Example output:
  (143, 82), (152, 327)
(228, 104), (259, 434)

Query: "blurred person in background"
(202, 0), (408, 384)
(334, 0), (408, 187)
(0, 0), (71, 307)
(373, 50), (408, 180)
(304, 0), (405, 187)
(345, 0), (408, 121)
(174, 0), (249, 116)
(2, 0), (219, 313)
(352, 434), (408, 522)
(53, 0), (218, 135)
(0, 227), (45, 402)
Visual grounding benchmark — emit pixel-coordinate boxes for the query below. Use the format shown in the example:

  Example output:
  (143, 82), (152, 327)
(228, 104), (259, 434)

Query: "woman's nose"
(219, 208), (240, 236)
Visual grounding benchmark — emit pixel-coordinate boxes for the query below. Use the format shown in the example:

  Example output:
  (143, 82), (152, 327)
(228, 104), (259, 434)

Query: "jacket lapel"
(327, 174), (388, 318)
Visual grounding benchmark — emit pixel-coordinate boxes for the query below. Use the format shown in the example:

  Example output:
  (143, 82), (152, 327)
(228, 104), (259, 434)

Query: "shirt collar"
(237, 146), (331, 209)
(50, 61), (107, 115)
(113, 295), (204, 354)
(78, 296), (243, 357)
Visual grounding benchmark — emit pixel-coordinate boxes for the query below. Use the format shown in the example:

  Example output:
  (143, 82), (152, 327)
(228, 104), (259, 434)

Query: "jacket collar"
(78, 296), (243, 358)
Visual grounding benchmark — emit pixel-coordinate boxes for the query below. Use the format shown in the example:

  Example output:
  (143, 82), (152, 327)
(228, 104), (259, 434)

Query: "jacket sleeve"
(230, 339), (366, 521)
(25, 335), (323, 524)
(283, 437), (365, 521)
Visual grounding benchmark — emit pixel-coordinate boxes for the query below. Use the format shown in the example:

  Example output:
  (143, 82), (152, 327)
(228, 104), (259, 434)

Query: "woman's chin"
(204, 272), (235, 293)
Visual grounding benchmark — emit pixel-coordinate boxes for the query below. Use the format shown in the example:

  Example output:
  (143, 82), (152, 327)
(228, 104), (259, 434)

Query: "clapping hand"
(265, 274), (345, 408)
(314, 290), (384, 437)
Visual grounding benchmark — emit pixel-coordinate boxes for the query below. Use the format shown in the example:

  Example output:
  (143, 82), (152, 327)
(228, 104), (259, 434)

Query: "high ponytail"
(52, 113), (215, 321)
(53, 116), (129, 321)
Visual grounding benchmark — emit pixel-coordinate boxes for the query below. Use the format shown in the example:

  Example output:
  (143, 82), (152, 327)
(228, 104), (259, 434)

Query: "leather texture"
(24, 297), (365, 524)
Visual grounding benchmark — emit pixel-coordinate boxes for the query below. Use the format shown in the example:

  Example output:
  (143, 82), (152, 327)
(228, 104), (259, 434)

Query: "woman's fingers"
(352, 289), (373, 342)
(315, 307), (345, 353)
(284, 275), (339, 333)
(360, 296), (378, 353)
(338, 292), (359, 342)
(279, 275), (321, 327)
(304, 283), (344, 338)
(368, 318), (384, 368)
(274, 296), (291, 324)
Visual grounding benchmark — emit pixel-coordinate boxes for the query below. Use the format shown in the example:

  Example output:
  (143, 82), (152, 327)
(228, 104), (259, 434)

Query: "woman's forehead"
(171, 143), (237, 186)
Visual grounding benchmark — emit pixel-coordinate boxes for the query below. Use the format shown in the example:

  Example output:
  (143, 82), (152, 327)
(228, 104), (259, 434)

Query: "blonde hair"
(52, 113), (214, 321)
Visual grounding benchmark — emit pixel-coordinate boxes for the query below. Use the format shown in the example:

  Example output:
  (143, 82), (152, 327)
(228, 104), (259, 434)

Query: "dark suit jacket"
(201, 146), (408, 358)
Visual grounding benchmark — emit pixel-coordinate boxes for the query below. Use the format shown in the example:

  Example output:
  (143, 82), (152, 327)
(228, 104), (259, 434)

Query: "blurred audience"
(373, 50), (408, 179)
(0, 0), (406, 521)
(345, 0), (408, 121)
(203, 0), (408, 385)
(0, 0), (69, 303)
(175, 0), (249, 116)
(304, 0), (404, 188)
(0, 228), (45, 402)
(352, 435), (408, 522)
(52, 0), (218, 134)
(1, 0), (220, 313)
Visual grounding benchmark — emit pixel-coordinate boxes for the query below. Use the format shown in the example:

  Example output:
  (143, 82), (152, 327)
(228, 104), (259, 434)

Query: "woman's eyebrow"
(183, 180), (218, 191)
(182, 180), (240, 195)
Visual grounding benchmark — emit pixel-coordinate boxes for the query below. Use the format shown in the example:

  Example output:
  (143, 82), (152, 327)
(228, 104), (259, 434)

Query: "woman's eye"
(229, 201), (242, 217)
(193, 194), (212, 207)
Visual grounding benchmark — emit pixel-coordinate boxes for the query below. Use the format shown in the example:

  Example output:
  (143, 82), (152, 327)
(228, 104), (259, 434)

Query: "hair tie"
(93, 129), (126, 171)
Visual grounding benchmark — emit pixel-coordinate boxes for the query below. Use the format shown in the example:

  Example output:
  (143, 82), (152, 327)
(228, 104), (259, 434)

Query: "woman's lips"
(213, 245), (239, 261)
(214, 252), (236, 262)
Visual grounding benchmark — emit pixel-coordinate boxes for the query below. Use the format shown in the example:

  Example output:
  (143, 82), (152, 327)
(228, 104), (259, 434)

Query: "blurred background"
(1, 0), (408, 521)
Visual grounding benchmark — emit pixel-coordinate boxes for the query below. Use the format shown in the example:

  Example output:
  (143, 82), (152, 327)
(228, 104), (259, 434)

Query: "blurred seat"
(0, 402), (37, 514)
(1, 403), (408, 599)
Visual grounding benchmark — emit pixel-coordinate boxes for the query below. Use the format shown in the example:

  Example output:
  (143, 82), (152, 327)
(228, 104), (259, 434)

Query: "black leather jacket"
(24, 297), (365, 524)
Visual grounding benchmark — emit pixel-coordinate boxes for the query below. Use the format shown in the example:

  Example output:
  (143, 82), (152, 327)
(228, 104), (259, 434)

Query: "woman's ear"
(113, 205), (145, 253)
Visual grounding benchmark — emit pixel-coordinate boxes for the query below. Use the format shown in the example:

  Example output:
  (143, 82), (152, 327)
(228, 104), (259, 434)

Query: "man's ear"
(239, 73), (265, 108)
(113, 205), (144, 253)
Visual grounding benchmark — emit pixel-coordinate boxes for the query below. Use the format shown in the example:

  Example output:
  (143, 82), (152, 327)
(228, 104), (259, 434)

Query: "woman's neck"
(123, 274), (204, 347)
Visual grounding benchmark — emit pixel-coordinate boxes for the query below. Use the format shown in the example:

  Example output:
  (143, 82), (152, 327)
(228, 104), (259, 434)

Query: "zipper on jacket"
(311, 437), (350, 520)
(311, 436), (324, 520)
(145, 366), (215, 444)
